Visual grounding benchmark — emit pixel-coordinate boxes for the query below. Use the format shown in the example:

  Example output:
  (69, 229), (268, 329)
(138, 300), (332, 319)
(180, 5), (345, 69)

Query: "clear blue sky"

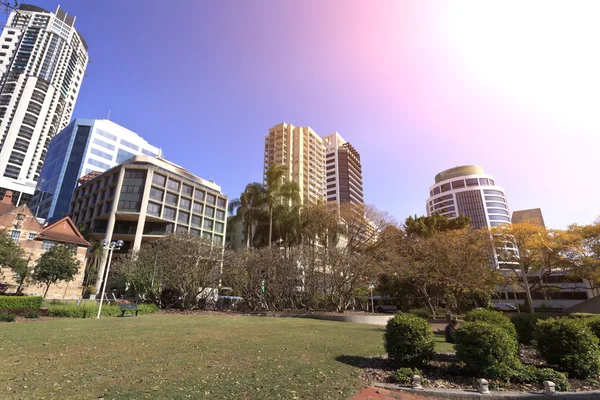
(14, 1), (600, 229)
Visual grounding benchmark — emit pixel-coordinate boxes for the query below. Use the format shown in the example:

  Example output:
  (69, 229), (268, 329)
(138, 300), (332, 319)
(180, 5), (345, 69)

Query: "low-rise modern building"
(68, 155), (228, 293)
(0, 191), (90, 299)
(29, 119), (160, 222)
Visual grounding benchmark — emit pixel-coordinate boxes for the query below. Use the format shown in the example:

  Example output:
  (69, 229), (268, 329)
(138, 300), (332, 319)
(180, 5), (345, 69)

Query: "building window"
(147, 202), (161, 217)
(167, 179), (180, 192)
(124, 170), (145, 179)
(152, 174), (166, 187)
(215, 209), (225, 221)
(194, 190), (204, 201)
(118, 200), (139, 211)
(116, 148), (135, 163)
(120, 139), (139, 151)
(90, 147), (113, 161)
(10, 230), (20, 243)
(150, 187), (163, 201)
(176, 225), (188, 234)
(142, 148), (157, 157)
(93, 138), (115, 151)
(87, 158), (111, 170)
(203, 219), (214, 230)
(191, 215), (202, 227)
(205, 206), (215, 218)
(41, 240), (56, 251)
(28, 233), (36, 240)
(190, 228), (201, 236)
(163, 207), (176, 221)
(178, 211), (190, 224)
(465, 178), (479, 187)
(432, 187), (441, 195)
(180, 198), (191, 210)
(182, 184), (193, 196)
(165, 193), (178, 205)
(217, 198), (227, 208)
(206, 194), (216, 205)
(193, 202), (203, 214)
(479, 178), (489, 186)
(95, 128), (117, 142)
(214, 222), (224, 233)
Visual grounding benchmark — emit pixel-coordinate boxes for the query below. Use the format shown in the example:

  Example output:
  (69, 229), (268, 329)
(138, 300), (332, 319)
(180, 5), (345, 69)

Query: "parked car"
(492, 303), (518, 311)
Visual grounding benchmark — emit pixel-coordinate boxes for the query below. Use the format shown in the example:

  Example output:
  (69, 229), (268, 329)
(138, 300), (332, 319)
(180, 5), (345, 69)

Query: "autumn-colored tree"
(565, 219), (600, 288)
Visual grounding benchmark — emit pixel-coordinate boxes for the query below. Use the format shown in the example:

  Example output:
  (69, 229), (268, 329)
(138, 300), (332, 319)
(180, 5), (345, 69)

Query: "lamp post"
(96, 239), (124, 319)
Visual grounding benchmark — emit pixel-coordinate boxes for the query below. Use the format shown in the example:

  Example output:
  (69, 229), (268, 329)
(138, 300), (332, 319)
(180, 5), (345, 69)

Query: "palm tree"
(228, 182), (266, 248)
(82, 239), (104, 296)
(264, 164), (300, 247)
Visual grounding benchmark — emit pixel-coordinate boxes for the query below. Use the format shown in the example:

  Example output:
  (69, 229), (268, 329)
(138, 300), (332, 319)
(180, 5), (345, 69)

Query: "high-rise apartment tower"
(0, 5), (88, 205)
(264, 122), (326, 205)
(322, 132), (363, 206)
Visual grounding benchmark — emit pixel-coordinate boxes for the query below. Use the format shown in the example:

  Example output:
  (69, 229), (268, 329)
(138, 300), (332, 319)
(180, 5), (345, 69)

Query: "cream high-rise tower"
(0, 5), (89, 205)
(264, 122), (326, 205)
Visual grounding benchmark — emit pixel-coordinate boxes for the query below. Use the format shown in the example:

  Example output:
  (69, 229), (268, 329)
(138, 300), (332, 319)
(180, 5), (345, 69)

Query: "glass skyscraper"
(30, 119), (160, 222)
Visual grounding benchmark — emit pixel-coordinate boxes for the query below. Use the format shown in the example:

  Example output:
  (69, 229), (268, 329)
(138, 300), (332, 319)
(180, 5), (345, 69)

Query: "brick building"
(0, 191), (90, 298)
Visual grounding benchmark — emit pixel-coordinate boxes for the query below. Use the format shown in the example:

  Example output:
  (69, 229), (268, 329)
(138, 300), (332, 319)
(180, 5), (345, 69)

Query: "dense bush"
(0, 295), (43, 310)
(513, 365), (571, 392)
(536, 317), (600, 379)
(409, 308), (430, 320)
(455, 321), (520, 380)
(24, 310), (40, 319)
(47, 303), (158, 318)
(0, 312), (16, 322)
(384, 313), (435, 367)
(511, 314), (540, 345)
(393, 367), (426, 385)
(464, 309), (517, 340)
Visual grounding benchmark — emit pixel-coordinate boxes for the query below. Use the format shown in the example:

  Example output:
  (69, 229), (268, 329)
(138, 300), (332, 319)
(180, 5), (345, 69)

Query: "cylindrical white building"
(426, 165), (511, 229)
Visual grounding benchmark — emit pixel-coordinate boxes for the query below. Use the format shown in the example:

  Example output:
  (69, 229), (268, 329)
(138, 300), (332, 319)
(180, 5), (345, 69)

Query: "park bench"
(119, 303), (138, 317)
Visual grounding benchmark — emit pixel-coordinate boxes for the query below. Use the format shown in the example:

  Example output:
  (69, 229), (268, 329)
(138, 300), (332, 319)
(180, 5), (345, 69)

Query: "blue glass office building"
(30, 119), (160, 222)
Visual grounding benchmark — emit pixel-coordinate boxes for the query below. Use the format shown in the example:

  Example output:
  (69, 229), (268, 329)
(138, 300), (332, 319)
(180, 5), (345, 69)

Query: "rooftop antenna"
(107, 109), (111, 120)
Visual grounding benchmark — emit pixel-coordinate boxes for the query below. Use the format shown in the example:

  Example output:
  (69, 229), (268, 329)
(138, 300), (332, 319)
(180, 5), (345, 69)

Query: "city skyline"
(7, 1), (600, 229)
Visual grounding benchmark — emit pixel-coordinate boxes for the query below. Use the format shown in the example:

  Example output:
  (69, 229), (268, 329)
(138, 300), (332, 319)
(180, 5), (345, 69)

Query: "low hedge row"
(0, 295), (43, 310)
(47, 303), (158, 318)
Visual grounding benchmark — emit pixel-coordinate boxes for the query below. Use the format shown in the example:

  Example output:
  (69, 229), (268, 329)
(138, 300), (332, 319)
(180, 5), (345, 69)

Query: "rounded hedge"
(536, 317), (600, 379)
(455, 321), (520, 380)
(384, 313), (435, 367)
(409, 308), (430, 320)
(511, 314), (540, 345)
(464, 309), (517, 340)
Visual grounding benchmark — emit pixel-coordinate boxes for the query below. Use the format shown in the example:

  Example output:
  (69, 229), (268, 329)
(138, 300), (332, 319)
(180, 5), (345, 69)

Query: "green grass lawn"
(433, 332), (456, 354)
(1, 315), (387, 399)
(0, 315), (453, 399)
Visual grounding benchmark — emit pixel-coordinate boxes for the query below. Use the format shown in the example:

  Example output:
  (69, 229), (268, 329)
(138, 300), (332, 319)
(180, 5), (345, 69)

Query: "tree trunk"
(420, 285), (436, 318)
(245, 221), (250, 248)
(522, 270), (535, 314)
(43, 282), (51, 299)
(268, 205), (273, 248)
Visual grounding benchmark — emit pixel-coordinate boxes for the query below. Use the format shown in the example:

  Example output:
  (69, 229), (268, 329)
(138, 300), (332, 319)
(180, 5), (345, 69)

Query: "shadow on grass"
(335, 355), (394, 371)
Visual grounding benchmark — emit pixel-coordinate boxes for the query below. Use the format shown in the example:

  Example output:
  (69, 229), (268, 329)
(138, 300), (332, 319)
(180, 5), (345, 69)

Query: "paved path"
(349, 387), (439, 400)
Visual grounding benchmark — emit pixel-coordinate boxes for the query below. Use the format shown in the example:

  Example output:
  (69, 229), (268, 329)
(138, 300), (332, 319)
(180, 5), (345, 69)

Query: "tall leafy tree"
(264, 164), (300, 247)
(228, 182), (266, 248)
(0, 230), (29, 293)
(404, 212), (471, 237)
(33, 244), (80, 298)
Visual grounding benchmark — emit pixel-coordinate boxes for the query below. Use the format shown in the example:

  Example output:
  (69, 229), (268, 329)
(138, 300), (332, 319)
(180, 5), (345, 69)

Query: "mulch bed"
(357, 347), (600, 393)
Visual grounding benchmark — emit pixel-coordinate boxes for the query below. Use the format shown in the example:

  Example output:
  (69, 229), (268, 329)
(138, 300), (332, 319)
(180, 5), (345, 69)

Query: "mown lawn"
(1, 314), (389, 399)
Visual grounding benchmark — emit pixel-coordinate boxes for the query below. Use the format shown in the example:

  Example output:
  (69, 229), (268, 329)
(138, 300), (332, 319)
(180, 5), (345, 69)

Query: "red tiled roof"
(77, 170), (102, 184)
(35, 216), (91, 247)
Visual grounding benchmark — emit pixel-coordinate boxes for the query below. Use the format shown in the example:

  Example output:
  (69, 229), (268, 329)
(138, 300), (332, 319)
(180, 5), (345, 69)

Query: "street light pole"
(96, 239), (124, 319)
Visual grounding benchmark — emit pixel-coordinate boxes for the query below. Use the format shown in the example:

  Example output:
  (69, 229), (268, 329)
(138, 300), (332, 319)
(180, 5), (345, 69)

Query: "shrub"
(0, 312), (16, 322)
(410, 308), (430, 320)
(586, 318), (600, 339)
(393, 367), (426, 385)
(512, 365), (571, 392)
(0, 295), (43, 310)
(384, 313), (435, 367)
(464, 309), (517, 340)
(24, 310), (40, 319)
(536, 317), (600, 379)
(455, 321), (520, 380)
(511, 314), (540, 345)
(47, 303), (159, 318)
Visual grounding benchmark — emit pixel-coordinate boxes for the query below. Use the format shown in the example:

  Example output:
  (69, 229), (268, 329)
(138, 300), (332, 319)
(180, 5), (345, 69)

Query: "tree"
(264, 164), (300, 247)
(404, 212), (471, 238)
(0, 230), (29, 294)
(33, 244), (80, 298)
(566, 219), (600, 288)
(81, 239), (104, 294)
(228, 182), (266, 248)
(492, 222), (577, 314)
